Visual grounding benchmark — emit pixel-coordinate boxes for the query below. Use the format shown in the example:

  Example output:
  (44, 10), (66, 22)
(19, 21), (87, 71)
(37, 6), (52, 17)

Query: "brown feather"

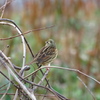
(26, 39), (58, 66)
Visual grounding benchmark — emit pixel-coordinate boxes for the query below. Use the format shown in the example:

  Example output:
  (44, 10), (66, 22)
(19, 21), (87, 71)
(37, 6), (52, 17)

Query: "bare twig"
(0, 18), (26, 72)
(0, 0), (13, 10)
(13, 89), (18, 100)
(0, 83), (9, 90)
(0, 75), (10, 100)
(0, 0), (7, 18)
(0, 93), (56, 97)
(0, 71), (30, 99)
(2, 45), (10, 52)
(0, 50), (36, 100)
(25, 66), (100, 85)
(33, 69), (50, 90)
(0, 67), (69, 100)
(0, 18), (27, 99)
(0, 71), (18, 90)
(77, 76), (96, 100)
(0, 25), (54, 41)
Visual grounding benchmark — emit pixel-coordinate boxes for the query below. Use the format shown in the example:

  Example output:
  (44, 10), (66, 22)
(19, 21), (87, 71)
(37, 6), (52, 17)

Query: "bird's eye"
(50, 41), (52, 43)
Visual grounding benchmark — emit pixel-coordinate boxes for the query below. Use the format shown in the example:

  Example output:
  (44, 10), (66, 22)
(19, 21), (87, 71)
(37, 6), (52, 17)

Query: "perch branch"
(25, 66), (100, 85)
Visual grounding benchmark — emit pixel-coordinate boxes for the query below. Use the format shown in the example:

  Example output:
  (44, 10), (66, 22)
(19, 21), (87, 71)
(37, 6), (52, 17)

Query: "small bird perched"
(27, 39), (58, 68)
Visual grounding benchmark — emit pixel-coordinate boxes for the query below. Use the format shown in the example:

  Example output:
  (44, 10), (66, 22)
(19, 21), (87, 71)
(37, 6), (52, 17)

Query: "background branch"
(0, 50), (36, 100)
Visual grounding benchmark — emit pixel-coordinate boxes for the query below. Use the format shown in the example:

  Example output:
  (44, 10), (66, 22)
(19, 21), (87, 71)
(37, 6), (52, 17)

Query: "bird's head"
(45, 39), (56, 47)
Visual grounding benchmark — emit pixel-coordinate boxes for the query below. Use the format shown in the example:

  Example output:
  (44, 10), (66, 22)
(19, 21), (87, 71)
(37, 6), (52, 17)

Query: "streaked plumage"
(27, 39), (58, 66)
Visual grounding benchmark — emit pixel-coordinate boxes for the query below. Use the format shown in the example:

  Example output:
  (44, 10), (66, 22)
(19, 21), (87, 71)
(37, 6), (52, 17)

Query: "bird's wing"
(36, 46), (57, 65)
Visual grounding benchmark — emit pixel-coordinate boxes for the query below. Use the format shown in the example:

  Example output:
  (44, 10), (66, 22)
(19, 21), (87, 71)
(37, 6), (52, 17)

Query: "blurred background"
(0, 0), (100, 100)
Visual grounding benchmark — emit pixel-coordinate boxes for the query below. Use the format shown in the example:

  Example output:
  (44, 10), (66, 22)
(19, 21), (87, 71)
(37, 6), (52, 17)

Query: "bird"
(27, 39), (58, 68)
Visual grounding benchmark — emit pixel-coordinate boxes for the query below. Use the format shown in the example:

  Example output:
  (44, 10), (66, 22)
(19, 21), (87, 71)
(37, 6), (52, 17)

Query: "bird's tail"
(26, 59), (37, 66)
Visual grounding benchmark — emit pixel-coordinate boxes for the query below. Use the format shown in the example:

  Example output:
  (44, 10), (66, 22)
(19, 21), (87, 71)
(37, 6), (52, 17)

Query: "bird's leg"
(46, 63), (50, 70)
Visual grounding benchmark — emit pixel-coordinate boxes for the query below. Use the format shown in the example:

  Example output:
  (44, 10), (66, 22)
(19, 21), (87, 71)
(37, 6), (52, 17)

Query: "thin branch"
(24, 66), (100, 85)
(0, 19), (27, 99)
(0, 0), (13, 10)
(0, 18), (30, 99)
(77, 76), (96, 100)
(0, 0), (7, 18)
(19, 66), (30, 76)
(0, 83), (10, 100)
(0, 25), (55, 41)
(0, 64), (59, 99)
(41, 83), (49, 100)
(0, 71), (30, 99)
(0, 50), (36, 100)
(0, 18), (26, 73)
(0, 93), (56, 97)
(0, 70), (11, 100)
(0, 83), (9, 90)
(13, 89), (18, 100)
(33, 69), (50, 90)
(0, 71), (18, 89)
(0, 47), (11, 99)
(0, 88), (7, 91)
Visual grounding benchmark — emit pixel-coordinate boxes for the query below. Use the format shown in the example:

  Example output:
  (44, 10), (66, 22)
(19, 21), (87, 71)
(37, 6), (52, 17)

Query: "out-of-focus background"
(0, 0), (100, 100)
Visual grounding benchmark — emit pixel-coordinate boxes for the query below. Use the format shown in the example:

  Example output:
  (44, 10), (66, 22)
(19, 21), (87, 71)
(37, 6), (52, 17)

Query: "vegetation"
(0, 0), (100, 100)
